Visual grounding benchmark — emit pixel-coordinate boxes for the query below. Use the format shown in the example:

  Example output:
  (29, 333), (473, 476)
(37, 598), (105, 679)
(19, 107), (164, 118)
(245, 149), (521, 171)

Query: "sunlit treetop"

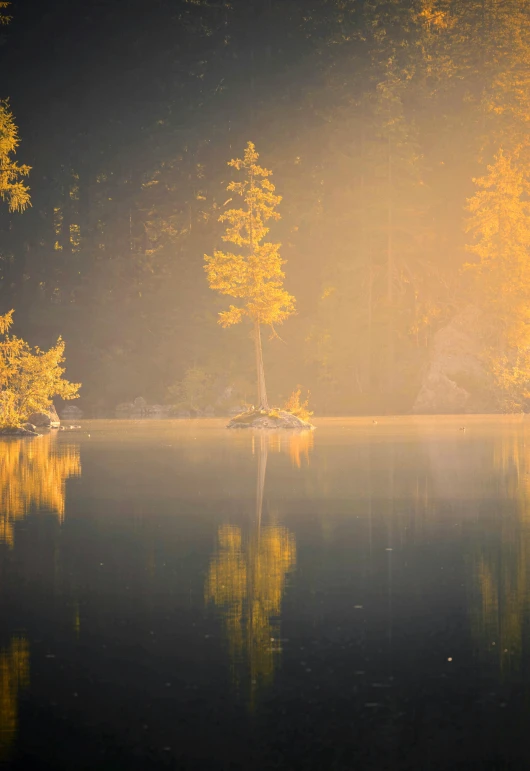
(0, 1), (11, 25)
(0, 101), (30, 213)
(466, 148), (530, 359)
(204, 141), (295, 330)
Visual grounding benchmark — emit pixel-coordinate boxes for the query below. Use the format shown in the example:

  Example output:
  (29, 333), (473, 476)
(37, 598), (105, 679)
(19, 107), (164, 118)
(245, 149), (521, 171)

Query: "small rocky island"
(228, 408), (314, 430)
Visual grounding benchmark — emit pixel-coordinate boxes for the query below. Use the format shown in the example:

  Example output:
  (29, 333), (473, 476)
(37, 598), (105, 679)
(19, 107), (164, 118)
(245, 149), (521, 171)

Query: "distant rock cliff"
(413, 306), (493, 414)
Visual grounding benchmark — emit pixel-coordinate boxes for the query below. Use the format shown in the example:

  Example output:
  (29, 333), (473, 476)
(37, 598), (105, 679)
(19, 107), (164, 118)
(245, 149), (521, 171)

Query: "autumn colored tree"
(0, 101), (30, 212)
(0, 1), (11, 25)
(0, 2), (30, 213)
(204, 142), (295, 410)
(466, 149), (530, 409)
(0, 311), (80, 428)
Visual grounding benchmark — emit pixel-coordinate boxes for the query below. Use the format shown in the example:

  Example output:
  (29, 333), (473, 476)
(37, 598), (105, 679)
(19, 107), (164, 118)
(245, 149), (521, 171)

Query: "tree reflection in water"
(0, 637), (29, 760)
(0, 434), (81, 547)
(473, 432), (530, 678)
(206, 431), (309, 706)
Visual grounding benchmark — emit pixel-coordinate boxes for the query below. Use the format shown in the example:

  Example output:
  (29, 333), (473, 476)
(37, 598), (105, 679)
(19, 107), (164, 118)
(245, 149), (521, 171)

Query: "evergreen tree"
(205, 142), (295, 410)
(466, 149), (530, 408)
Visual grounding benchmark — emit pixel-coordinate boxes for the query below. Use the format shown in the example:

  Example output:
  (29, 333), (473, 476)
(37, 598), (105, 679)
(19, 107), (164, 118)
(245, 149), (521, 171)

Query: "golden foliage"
(283, 386), (313, 421)
(465, 150), (530, 409)
(0, 637), (29, 760)
(0, 1), (11, 25)
(204, 141), (295, 329)
(0, 434), (81, 547)
(0, 310), (80, 428)
(0, 101), (30, 213)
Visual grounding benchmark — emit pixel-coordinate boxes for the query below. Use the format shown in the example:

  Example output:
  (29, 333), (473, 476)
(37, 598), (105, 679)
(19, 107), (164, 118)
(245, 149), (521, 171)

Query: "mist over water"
(1, 417), (530, 769)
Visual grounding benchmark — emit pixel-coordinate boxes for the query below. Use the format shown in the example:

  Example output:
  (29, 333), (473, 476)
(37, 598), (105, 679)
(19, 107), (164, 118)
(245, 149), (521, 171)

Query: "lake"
(1, 416), (530, 770)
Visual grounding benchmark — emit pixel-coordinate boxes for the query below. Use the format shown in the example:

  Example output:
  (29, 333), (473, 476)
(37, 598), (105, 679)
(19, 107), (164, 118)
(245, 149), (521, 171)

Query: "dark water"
(1, 417), (530, 770)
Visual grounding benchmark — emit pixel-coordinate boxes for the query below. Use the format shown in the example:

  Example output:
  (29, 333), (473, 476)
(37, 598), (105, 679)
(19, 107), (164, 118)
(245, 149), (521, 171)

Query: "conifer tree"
(0, 101), (30, 213)
(0, 1), (11, 25)
(205, 142), (295, 410)
(466, 149), (530, 408)
(466, 150), (530, 342)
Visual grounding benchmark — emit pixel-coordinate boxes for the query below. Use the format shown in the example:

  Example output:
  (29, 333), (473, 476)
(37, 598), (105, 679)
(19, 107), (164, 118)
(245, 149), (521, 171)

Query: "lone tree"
(205, 142), (295, 410)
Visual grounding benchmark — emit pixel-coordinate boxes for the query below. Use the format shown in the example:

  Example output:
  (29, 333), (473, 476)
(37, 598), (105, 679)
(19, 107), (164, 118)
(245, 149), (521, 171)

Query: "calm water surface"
(1, 416), (530, 769)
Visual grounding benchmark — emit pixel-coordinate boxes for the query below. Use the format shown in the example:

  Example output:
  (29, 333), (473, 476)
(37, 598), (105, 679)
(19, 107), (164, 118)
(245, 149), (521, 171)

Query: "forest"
(1, 0), (530, 415)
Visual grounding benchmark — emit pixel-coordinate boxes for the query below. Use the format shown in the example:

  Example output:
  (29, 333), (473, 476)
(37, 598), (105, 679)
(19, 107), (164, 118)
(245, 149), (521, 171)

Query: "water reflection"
(0, 434), (81, 546)
(206, 433), (301, 705)
(472, 431), (530, 678)
(0, 637), (29, 760)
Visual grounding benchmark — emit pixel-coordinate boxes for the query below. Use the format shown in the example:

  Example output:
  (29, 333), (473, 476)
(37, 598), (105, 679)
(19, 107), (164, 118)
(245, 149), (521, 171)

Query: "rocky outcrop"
(412, 306), (493, 414)
(228, 409), (315, 430)
(0, 425), (38, 436)
(28, 406), (60, 428)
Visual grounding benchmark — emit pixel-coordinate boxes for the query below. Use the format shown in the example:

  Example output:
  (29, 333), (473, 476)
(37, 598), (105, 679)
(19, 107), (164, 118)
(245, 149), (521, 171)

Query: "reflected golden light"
(473, 431), (530, 677)
(206, 523), (296, 700)
(249, 428), (314, 467)
(287, 430), (314, 469)
(206, 434), (296, 705)
(0, 434), (81, 547)
(0, 637), (29, 759)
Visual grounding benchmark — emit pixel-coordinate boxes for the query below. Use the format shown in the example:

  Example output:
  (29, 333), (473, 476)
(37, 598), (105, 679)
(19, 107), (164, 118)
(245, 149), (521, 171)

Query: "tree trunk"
(254, 321), (269, 410)
(387, 136), (395, 401)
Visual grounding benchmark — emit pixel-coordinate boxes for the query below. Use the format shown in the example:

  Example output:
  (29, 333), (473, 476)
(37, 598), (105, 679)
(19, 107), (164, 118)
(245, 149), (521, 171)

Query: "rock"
(28, 405), (60, 428)
(412, 306), (493, 414)
(227, 409), (315, 430)
(0, 426), (38, 436)
(61, 404), (83, 419)
(21, 423), (37, 432)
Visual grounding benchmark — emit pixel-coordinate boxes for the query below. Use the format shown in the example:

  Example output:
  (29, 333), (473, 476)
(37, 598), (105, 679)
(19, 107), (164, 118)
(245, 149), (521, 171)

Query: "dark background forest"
(2, 0), (530, 415)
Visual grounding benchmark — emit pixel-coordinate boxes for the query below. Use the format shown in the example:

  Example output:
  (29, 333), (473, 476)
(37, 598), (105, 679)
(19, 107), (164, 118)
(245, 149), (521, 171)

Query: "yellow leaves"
(417, 1), (454, 31)
(465, 149), (530, 407)
(0, 1), (12, 25)
(0, 101), (30, 213)
(218, 305), (245, 327)
(0, 312), (81, 428)
(0, 311), (13, 336)
(321, 286), (336, 300)
(205, 141), (295, 329)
